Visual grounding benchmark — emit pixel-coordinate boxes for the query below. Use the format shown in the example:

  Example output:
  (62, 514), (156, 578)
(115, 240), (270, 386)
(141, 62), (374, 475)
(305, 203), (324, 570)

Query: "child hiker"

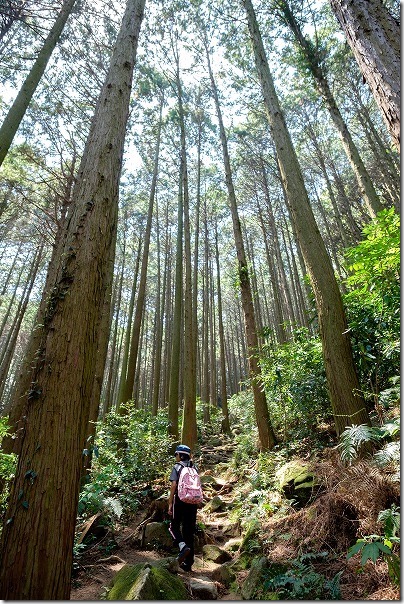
(168, 444), (199, 571)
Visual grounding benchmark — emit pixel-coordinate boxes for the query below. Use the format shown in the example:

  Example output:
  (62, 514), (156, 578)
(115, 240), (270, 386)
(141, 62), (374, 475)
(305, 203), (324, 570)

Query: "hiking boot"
(177, 545), (190, 563)
(180, 562), (192, 572)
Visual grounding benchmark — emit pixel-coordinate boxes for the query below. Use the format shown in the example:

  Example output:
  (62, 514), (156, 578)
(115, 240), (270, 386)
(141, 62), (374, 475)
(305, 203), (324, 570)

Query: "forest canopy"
(0, 0), (400, 599)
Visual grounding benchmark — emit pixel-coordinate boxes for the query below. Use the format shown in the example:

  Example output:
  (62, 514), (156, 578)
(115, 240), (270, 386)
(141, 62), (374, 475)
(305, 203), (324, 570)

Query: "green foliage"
(347, 506), (400, 586)
(337, 419), (400, 469)
(0, 417), (17, 514)
(262, 552), (342, 600)
(260, 328), (330, 441)
(78, 406), (174, 520)
(195, 398), (223, 439)
(344, 209), (400, 395)
(227, 391), (258, 467)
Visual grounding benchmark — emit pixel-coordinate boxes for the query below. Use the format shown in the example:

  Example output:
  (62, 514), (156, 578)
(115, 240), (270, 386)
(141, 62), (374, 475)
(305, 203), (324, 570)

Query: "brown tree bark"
(0, 0), (146, 598)
(329, 0), (400, 152)
(120, 97), (163, 408)
(214, 221), (230, 433)
(203, 32), (276, 451)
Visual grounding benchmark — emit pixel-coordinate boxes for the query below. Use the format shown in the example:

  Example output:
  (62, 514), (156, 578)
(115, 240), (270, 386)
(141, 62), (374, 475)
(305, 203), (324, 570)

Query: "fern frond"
(337, 424), (381, 464)
(103, 496), (123, 519)
(379, 419), (400, 439)
(373, 442), (400, 469)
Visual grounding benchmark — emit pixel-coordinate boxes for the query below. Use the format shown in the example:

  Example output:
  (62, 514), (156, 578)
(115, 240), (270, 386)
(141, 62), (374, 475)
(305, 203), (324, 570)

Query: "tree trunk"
(120, 100), (162, 408)
(116, 238), (141, 410)
(329, 0), (400, 152)
(278, 0), (383, 217)
(0, 0), (145, 598)
(204, 33), (276, 451)
(151, 201), (165, 416)
(214, 221), (230, 433)
(242, 0), (370, 435)
(0, 0), (77, 167)
(176, 57), (197, 449)
(168, 170), (183, 439)
(0, 246), (43, 404)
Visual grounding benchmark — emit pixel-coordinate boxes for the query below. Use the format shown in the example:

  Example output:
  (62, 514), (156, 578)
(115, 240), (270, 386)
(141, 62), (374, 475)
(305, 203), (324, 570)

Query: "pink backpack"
(177, 463), (203, 504)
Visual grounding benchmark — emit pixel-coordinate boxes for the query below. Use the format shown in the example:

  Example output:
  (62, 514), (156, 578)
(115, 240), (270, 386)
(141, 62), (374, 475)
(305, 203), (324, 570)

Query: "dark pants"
(169, 494), (197, 565)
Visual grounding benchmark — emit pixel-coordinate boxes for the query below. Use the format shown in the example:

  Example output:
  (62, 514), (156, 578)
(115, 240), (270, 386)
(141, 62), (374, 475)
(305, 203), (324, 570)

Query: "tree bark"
(214, 221), (230, 433)
(0, 0), (145, 598)
(168, 170), (183, 439)
(120, 100), (163, 408)
(329, 0), (400, 152)
(175, 52), (197, 449)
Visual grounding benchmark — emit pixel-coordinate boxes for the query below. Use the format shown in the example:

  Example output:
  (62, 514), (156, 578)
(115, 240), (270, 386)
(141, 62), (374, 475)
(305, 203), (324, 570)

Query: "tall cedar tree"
(242, 0), (371, 435)
(0, 0), (146, 598)
(203, 32), (277, 451)
(276, 0), (383, 217)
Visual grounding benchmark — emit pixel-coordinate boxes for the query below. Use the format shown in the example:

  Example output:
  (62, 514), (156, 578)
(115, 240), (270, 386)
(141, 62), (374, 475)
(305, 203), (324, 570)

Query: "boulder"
(107, 563), (188, 600)
(189, 575), (218, 600)
(143, 522), (172, 549)
(152, 556), (179, 573)
(204, 496), (224, 512)
(212, 560), (236, 587)
(203, 544), (232, 564)
(241, 556), (268, 600)
(275, 460), (318, 506)
(200, 474), (219, 486)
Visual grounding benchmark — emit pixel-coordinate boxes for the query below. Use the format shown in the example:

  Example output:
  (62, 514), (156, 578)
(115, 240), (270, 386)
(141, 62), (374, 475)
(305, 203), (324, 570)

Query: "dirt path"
(70, 438), (242, 600)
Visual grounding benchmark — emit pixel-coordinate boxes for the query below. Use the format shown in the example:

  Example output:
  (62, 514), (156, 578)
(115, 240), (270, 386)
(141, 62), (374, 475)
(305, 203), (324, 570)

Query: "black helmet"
(175, 444), (191, 456)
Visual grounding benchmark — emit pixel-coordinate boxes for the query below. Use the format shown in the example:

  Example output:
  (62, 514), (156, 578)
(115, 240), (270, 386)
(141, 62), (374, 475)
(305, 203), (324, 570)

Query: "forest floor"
(71, 439), (243, 601)
(70, 437), (400, 601)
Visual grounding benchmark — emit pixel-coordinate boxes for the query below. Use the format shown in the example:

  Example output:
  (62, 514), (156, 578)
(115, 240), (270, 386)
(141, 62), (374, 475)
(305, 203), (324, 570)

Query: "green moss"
(107, 563), (188, 600)
(107, 564), (143, 600)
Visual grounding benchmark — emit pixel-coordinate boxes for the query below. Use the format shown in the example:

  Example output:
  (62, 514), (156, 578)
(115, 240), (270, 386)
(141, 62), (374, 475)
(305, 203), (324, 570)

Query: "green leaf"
(360, 543), (380, 565)
(347, 541), (364, 559)
(376, 543), (393, 555)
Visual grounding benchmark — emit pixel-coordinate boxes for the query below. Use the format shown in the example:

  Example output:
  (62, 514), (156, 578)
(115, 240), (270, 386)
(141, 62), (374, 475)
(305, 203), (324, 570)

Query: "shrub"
(0, 417), (17, 515)
(262, 551), (342, 600)
(344, 209), (400, 399)
(347, 505), (400, 586)
(78, 406), (174, 520)
(260, 328), (330, 441)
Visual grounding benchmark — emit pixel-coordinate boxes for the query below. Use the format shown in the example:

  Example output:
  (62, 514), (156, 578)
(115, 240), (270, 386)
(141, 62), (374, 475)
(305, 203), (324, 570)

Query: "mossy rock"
(241, 556), (268, 600)
(239, 521), (261, 555)
(107, 563), (188, 600)
(200, 474), (218, 485)
(144, 521), (173, 549)
(275, 460), (318, 506)
(203, 544), (232, 563)
(275, 460), (314, 489)
(204, 495), (224, 512)
(228, 551), (254, 571)
(212, 560), (236, 587)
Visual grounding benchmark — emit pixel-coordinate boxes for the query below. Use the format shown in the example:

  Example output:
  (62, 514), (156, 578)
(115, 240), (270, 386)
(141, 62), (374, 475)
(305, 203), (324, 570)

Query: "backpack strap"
(175, 460), (193, 483)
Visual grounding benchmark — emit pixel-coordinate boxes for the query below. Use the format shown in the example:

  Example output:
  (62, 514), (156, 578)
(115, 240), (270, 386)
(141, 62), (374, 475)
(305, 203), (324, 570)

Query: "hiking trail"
(70, 436), (242, 600)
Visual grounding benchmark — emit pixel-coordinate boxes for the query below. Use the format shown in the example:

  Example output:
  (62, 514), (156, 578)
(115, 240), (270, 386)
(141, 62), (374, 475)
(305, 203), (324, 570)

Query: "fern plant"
(347, 505), (400, 586)
(262, 551), (342, 600)
(337, 418), (400, 469)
